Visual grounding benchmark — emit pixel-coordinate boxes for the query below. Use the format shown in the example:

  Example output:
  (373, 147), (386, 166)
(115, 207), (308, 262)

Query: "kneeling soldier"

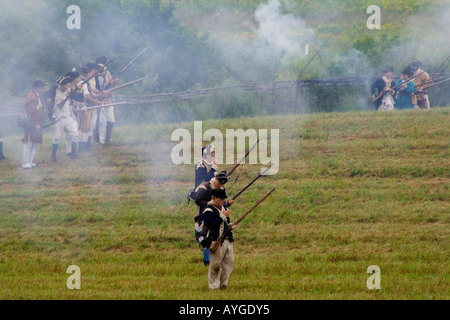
(202, 188), (237, 290)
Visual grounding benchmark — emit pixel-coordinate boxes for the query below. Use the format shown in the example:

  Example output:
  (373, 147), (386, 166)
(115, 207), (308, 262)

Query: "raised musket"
(109, 77), (147, 93)
(210, 188), (275, 252)
(227, 165), (273, 204)
(430, 55), (450, 77)
(227, 139), (259, 177)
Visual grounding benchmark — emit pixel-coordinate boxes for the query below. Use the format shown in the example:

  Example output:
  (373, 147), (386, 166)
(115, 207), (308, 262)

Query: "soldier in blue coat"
(395, 69), (417, 110)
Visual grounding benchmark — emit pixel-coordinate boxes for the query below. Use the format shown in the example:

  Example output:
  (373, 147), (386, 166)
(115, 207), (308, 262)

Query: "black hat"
(65, 71), (80, 80)
(382, 67), (394, 73)
(402, 68), (414, 77)
(408, 62), (419, 71)
(413, 61), (425, 68)
(216, 170), (228, 184)
(32, 80), (46, 88)
(95, 56), (107, 65)
(211, 188), (228, 199)
(86, 63), (99, 71)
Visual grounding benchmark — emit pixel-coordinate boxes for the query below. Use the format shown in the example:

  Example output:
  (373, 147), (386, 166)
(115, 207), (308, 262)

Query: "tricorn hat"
(382, 66), (394, 73)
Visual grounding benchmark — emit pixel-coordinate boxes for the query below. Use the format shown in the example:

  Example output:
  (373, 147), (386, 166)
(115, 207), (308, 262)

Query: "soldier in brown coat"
(22, 80), (46, 168)
(409, 61), (432, 109)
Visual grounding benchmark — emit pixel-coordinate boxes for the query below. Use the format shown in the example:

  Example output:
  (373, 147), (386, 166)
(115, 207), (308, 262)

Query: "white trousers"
(23, 141), (38, 168)
(208, 240), (234, 290)
(52, 117), (79, 145)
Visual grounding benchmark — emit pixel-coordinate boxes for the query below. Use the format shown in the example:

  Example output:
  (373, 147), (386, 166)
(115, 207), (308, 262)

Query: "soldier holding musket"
(201, 188), (237, 290)
(408, 61), (432, 109)
(195, 170), (234, 266)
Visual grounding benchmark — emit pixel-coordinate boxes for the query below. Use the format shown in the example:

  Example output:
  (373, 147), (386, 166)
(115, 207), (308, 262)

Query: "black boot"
(51, 144), (58, 162)
(0, 141), (6, 160)
(106, 122), (114, 143)
(69, 142), (78, 159)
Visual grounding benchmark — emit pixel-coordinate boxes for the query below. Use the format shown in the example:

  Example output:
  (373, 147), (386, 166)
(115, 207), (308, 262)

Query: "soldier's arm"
(194, 185), (209, 208)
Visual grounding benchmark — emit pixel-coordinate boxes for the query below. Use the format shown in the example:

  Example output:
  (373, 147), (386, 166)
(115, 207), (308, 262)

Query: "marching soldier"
(195, 170), (234, 266)
(22, 80), (46, 169)
(371, 67), (395, 111)
(408, 61), (432, 109)
(202, 188), (237, 290)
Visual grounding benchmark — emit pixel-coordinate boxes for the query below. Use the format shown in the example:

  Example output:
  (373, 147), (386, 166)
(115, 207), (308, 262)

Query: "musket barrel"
(210, 188), (275, 252)
(228, 139), (259, 176)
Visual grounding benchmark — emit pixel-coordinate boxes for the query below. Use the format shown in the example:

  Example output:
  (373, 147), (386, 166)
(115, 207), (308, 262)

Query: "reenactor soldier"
(95, 56), (117, 144)
(78, 65), (104, 152)
(394, 69), (417, 110)
(48, 75), (80, 162)
(22, 80), (46, 169)
(408, 61), (432, 109)
(195, 170), (234, 266)
(371, 67), (395, 111)
(202, 188), (237, 290)
(188, 144), (219, 202)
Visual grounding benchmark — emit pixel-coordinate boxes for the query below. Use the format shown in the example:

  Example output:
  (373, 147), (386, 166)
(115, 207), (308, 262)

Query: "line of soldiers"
(371, 61), (432, 111)
(190, 144), (237, 290)
(20, 57), (117, 169)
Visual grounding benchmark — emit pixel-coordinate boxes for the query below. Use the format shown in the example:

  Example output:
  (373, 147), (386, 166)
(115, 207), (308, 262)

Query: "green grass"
(0, 108), (449, 299)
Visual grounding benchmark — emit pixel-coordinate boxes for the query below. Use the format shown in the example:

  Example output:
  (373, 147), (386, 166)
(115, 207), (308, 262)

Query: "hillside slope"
(0, 108), (448, 299)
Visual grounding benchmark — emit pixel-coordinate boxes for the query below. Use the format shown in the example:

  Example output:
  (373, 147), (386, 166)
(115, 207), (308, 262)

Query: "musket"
(53, 61), (114, 113)
(113, 48), (137, 79)
(82, 101), (130, 111)
(426, 77), (450, 89)
(81, 60), (113, 86)
(430, 55), (450, 77)
(373, 72), (424, 104)
(227, 139), (259, 176)
(109, 77), (147, 93)
(114, 47), (148, 79)
(228, 165), (273, 203)
(43, 118), (62, 129)
(210, 188), (275, 252)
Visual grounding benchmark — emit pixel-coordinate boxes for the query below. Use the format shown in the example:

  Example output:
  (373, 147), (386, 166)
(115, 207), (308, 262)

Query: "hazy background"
(0, 0), (449, 134)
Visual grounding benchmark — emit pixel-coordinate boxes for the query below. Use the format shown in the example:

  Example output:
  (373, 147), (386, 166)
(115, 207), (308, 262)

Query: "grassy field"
(0, 108), (448, 299)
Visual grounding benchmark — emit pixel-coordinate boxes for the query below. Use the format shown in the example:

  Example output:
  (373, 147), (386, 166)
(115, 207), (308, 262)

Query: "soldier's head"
(202, 144), (216, 165)
(401, 68), (413, 80)
(382, 67), (393, 78)
(86, 63), (99, 78)
(65, 71), (80, 86)
(213, 170), (228, 188)
(211, 188), (228, 207)
(56, 75), (72, 90)
(32, 80), (46, 94)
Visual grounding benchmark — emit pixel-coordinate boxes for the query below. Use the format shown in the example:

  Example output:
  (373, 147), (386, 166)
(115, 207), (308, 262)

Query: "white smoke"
(254, 0), (312, 58)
